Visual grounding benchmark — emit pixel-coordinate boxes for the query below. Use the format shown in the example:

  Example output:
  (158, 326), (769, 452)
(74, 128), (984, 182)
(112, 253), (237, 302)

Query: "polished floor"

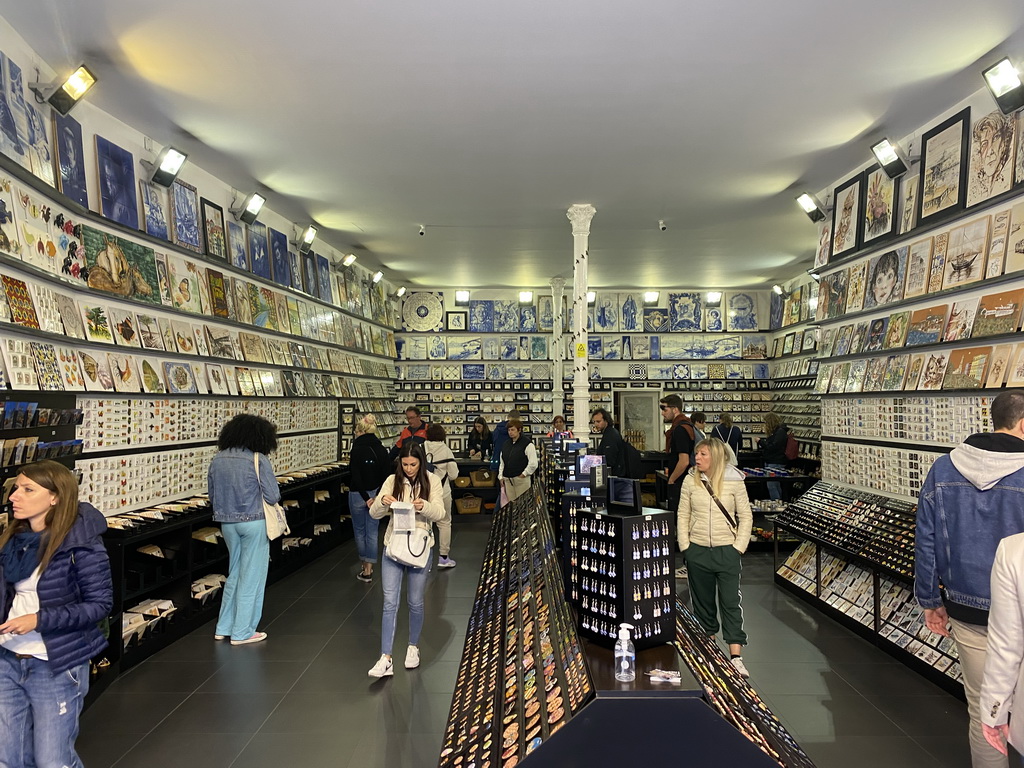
(77, 518), (971, 768)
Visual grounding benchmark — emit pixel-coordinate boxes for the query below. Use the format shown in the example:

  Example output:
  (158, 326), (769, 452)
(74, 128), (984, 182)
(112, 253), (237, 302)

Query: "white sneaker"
(368, 654), (394, 677)
(731, 657), (750, 678)
(438, 556), (457, 569)
(675, 566), (688, 580)
(405, 645), (421, 669)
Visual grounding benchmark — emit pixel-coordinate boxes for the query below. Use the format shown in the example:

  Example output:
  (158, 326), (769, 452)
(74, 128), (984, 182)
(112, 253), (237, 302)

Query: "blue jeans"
(765, 463), (785, 501)
(0, 649), (90, 768)
(349, 490), (380, 564)
(216, 519), (270, 641)
(380, 550), (431, 655)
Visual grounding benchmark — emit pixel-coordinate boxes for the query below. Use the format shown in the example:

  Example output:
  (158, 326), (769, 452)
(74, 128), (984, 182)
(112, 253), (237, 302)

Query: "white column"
(550, 276), (566, 420)
(566, 204), (596, 437)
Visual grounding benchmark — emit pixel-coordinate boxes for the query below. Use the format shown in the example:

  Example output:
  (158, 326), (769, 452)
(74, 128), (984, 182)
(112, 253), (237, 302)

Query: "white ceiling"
(6, 0), (1024, 290)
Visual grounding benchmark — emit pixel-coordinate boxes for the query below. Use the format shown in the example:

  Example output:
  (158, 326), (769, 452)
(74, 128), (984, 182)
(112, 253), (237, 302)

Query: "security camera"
(419, 225), (425, 236)
(658, 220), (667, 231)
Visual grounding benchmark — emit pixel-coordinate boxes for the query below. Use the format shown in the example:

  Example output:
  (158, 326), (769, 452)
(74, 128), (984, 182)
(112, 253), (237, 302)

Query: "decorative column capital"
(566, 204), (597, 236)
(549, 277), (565, 293)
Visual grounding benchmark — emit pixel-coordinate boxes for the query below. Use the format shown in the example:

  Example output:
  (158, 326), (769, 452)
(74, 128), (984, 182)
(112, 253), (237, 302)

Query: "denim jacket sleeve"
(914, 474), (943, 610)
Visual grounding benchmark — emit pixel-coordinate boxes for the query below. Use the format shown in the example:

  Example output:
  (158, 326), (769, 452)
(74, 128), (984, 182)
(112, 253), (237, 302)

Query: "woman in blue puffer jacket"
(0, 459), (113, 768)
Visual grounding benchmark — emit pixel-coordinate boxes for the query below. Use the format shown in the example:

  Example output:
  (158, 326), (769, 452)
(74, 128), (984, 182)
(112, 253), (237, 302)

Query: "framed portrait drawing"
(169, 179), (203, 253)
(862, 164), (899, 245)
(267, 227), (290, 286)
(201, 198), (227, 260)
(139, 181), (169, 241)
(53, 112), (88, 208)
(918, 107), (970, 226)
(830, 172), (863, 260)
(966, 110), (1016, 208)
(95, 135), (139, 229)
(248, 221), (272, 281)
(227, 221), (247, 270)
(446, 310), (468, 331)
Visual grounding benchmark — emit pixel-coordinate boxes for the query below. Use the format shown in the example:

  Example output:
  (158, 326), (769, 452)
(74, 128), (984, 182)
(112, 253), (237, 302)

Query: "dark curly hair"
(218, 413), (278, 453)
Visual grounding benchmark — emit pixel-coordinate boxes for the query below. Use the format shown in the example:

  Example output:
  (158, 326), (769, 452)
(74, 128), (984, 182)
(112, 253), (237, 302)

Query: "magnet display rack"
(771, 481), (962, 696)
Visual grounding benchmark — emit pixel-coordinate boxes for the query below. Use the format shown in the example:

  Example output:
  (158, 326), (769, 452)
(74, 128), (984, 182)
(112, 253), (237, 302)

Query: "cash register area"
(75, 517), (970, 768)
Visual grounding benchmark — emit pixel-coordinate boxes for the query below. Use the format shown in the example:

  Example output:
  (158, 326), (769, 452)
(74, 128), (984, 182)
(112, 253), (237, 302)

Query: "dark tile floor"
(76, 519), (971, 768)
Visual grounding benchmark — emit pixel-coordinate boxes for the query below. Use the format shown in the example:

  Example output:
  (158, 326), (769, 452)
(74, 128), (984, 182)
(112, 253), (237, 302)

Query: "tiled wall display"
(822, 394), (993, 446)
(821, 442), (942, 499)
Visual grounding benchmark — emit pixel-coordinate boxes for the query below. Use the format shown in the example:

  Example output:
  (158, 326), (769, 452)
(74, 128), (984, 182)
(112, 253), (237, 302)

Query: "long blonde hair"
(764, 412), (783, 436)
(0, 460), (81, 573)
(694, 437), (729, 497)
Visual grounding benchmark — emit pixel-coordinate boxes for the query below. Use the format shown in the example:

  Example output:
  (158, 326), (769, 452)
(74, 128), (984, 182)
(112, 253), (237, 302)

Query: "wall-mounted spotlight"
(808, 270), (821, 282)
(870, 138), (909, 179)
(643, 291), (660, 305)
(29, 64), (96, 116)
(396, 286), (407, 298)
(983, 58), (1024, 114)
(342, 253), (357, 267)
(141, 146), (187, 188)
(230, 191), (266, 224)
(658, 220), (667, 231)
(772, 284), (792, 299)
(519, 291), (534, 304)
(795, 193), (827, 223)
(706, 291), (723, 306)
(586, 291), (596, 304)
(296, 224), (317, 254)
(371, 270), (384, 284)
(419, 225), (426, 236)
(454, 290), (470, 305)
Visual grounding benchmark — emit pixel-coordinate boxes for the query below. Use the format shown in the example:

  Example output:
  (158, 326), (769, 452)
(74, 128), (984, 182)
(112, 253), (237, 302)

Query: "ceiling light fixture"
(870, 138), (909, 179)
(706, 291), (723, 305)
(142, 146), (187, 188)
(772, 284), (791, 299)
(371, 270), (384, 284)
(29, 64), (96, 116)
(795, 193), (827, 223)
(643, 291), (660, 305)
(297, 224), (317, 254)
(519, 291), (534, 304)
(342, 254), (357, 267)
(983, 58), (1024, 114)
(230, 191), (266, 224)
(454, 290), (470, 305)
(396, 286), (407, 298)
(586, 291), (596, 304)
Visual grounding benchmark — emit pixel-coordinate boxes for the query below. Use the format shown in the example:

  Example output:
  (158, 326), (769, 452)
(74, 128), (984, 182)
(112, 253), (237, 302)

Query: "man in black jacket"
(591, 408), (626, 477)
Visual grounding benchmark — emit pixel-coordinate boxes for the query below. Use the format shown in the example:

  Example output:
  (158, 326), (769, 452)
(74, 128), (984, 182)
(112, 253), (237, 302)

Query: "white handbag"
(386, 524), (431, 568)
(254, 453), (289, 540)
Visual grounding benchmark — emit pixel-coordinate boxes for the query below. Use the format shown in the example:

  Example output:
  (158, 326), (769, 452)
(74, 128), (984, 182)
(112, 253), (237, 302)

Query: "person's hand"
(380, 494), (396, 507)
(412, 498), (425, 511)
(0, 613), (38, 635)
(519, 474), (526, 479)
(924, 606), (951, 637)
(983, 723), (1009, 755)
(367, 497), (376, 508)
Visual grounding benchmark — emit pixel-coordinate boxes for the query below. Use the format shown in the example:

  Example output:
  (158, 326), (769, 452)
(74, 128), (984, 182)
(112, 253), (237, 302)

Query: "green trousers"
(684, 543), (747, 646)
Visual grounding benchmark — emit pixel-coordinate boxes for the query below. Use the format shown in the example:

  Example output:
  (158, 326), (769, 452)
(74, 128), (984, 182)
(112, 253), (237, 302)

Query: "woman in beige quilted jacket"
(677, 437), (754, 677)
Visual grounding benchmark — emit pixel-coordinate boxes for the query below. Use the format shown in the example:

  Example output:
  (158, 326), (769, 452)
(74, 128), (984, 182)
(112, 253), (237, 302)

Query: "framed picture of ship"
(942, 216), (990, 290)
(971, 288), (1024, 338)
(918, 107), (970, 226)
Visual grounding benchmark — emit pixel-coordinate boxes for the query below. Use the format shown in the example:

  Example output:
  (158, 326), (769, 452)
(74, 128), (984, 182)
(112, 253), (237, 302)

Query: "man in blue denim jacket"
(916, 390), (1024, 768)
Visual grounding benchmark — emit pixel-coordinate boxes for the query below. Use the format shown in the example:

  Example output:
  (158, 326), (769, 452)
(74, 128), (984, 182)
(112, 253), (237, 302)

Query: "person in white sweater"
(424, 423), (459, 569)
(677, 436), (754, 678)
(366, 443), (445, 678)
(981, 531), (1024, 763)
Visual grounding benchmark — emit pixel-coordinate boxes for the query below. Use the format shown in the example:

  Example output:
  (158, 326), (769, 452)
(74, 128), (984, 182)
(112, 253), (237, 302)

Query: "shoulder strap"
(699, 475), (737, 531)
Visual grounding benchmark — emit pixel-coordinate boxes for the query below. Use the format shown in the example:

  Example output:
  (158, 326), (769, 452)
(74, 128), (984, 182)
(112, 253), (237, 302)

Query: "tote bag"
(254, 453), (289, 540)
(386, 524), (431, 568)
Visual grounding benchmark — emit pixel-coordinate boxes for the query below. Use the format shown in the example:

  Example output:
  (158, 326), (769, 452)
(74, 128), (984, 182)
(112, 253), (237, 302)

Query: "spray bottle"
(615, 623), (636, 682)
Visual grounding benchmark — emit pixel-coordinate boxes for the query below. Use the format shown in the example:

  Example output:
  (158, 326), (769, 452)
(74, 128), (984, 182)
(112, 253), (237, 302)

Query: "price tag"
(576, 343), (587, 358)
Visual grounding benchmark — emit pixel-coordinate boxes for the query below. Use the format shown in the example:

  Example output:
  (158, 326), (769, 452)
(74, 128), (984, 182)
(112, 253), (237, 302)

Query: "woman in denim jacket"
(209, 414), (281, 646)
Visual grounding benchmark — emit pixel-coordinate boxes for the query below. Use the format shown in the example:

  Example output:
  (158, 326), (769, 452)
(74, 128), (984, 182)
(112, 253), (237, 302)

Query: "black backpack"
(622, 441), (645, 480)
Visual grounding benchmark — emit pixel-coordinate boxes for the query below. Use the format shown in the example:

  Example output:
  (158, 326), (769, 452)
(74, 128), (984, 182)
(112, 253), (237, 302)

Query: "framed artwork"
(446, 310), (468, 331)
(289, 251), (303, 291)
(537, 295), (555, 332)
(782, 333), (795, 356)
(904, 238), (933, 298)
(668, 292), (702, 332)
(248, 221), (271, 280)
(972, 288), (1024, 338)
(987, 208), (1011, 278)
(493, 299), (519, 333)
(227, 221), (247, 270)
(966, 110), (1016, 208)
(899, 175), (919, 234)
(201, 198), (227, 260)
(919, 107), (970, 226)
(830, 172), (863, 260)
(813, 221), (831, 269)
(95, 135), (139, 229)
(944, 297), (980, 343)
(316, 254), (332, 301)
(619, 293), (641, 331)
(864, 247), (907, 309)
(53, 112), (88, 208)
(469, 300), (494, 332)
(267, 227), (290, 286)
(644, 307), (669, 333)
(844, 261), (868, 314)
(302, 251), (318, 297)
(169, 179), (202, 253)
(986, 344), (1014, 388)
(943, 346), (992, 390)
(906, 304), (948, 347)
(942, 216), (990, 290)
(862, 165), (899, 245)
(138, 181), (169, 241)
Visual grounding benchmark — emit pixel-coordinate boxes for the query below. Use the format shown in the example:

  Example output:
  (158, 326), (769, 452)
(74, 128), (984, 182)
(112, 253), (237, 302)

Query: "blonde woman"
(348, 415), (390, 582)
(677, 437), (753, 677)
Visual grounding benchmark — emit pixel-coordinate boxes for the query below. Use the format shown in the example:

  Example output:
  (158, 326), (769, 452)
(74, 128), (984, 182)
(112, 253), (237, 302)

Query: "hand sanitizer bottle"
(615, 623), (636, 682)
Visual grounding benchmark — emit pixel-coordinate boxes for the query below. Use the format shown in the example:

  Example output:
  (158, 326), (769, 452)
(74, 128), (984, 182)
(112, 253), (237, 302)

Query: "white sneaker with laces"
(368, 654), (394, 678)
(405, 645), (421, 669)
(731, 656), (750, 678)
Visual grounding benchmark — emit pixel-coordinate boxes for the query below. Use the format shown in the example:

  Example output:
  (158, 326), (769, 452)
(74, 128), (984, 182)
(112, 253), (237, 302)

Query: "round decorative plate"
(403, 292), (444, 331)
